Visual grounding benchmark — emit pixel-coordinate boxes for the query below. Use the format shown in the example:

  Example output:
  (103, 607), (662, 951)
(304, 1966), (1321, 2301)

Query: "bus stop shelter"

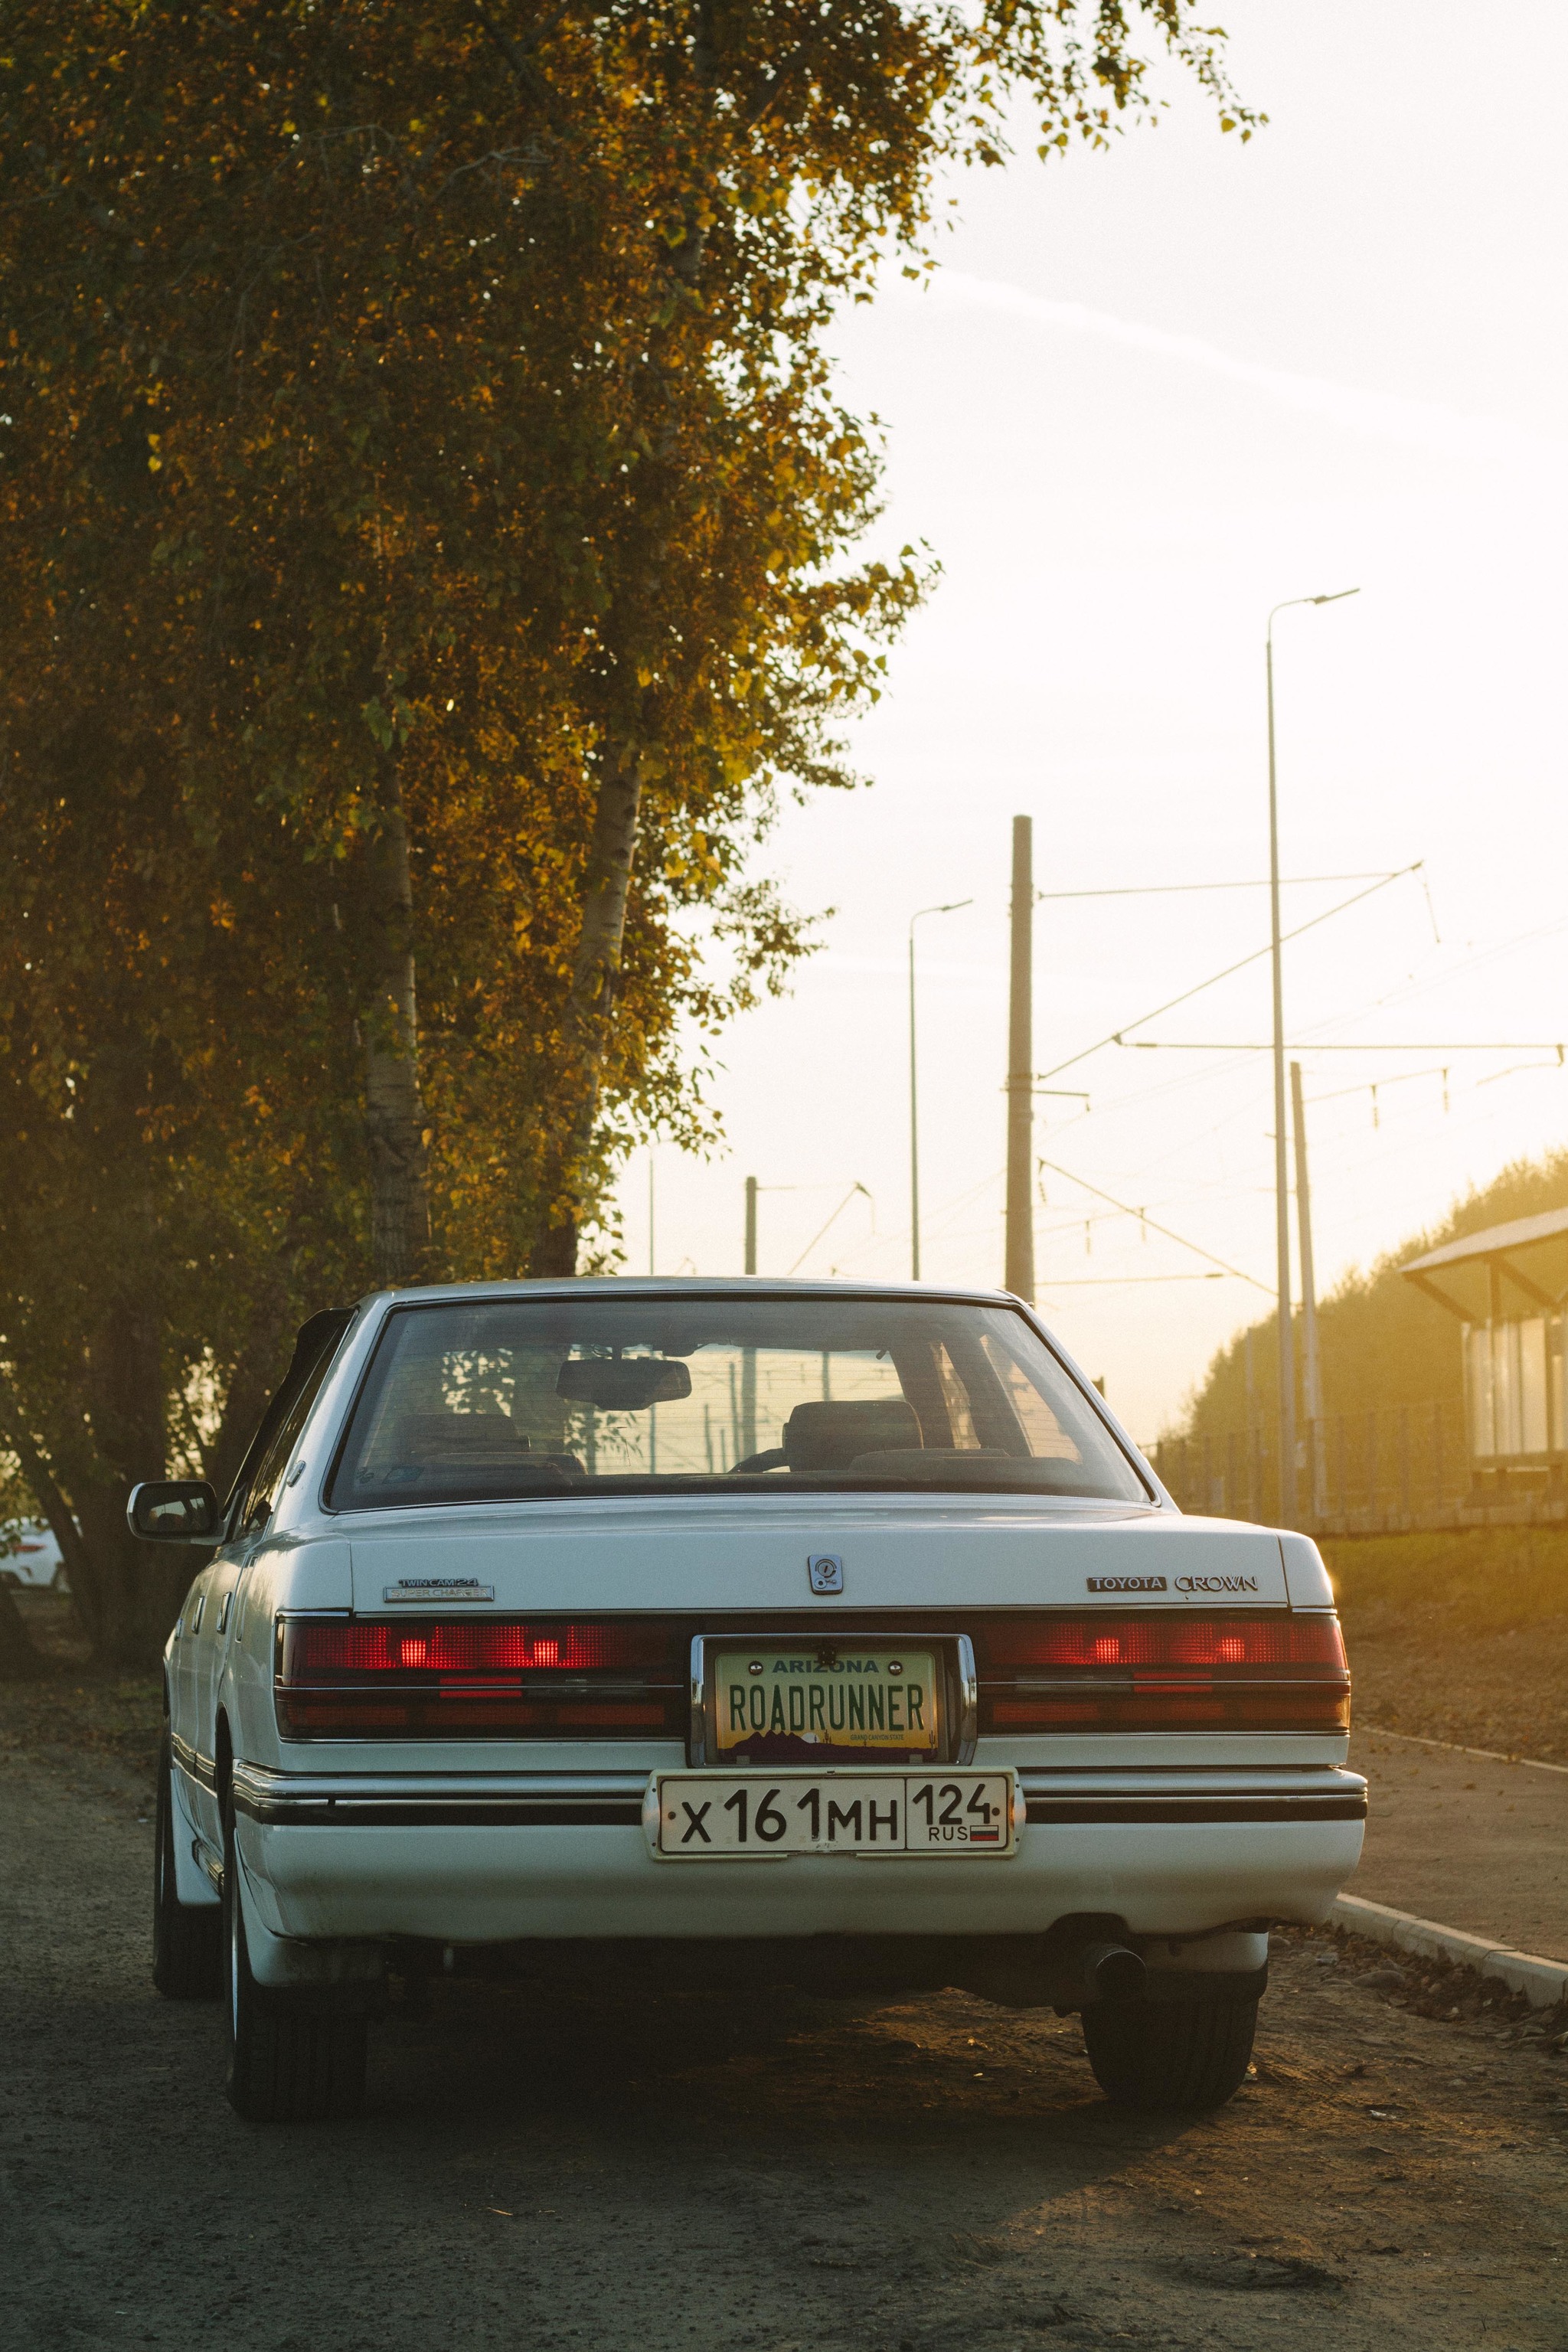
(1401, 1206), (1568, 1484)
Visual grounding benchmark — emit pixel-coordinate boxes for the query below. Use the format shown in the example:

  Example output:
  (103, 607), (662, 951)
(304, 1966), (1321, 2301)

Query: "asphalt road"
(3, 1743), (1566, 2352)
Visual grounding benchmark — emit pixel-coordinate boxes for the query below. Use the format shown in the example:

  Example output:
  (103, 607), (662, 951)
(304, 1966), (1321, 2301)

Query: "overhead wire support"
(1039, 1272), (1227, 1288)
(1035, 1158), (1274, 1296)
(786, 1183), (874, 1278)
(1035, 870), (1405, 901)
(1123, 1038), (1566, 1054)
(1034, 864), (1425, 1086)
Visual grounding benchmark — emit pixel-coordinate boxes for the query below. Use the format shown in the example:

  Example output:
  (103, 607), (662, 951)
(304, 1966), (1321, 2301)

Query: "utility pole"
(740, 1174), (757, 1460)
(1266, 624), (1295, 1524)
(1266, 587), (1357, 1525)
(1244, 1324), (1259, 1520)
(909, 897), (972, 1280)
(1291, 1061), (1325, 1522)
(1004, 815), (1035, 1302)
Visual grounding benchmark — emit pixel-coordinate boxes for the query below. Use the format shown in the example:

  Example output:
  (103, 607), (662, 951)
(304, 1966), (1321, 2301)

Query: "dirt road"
(4, 1743), (1566, 2352)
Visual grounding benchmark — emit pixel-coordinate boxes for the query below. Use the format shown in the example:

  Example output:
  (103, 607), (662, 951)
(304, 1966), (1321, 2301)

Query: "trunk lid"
(344, 1498), (1288, 1615)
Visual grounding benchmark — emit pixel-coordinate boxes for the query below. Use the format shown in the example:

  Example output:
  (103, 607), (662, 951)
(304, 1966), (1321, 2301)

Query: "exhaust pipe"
(1078, 1942), (1146, 2003)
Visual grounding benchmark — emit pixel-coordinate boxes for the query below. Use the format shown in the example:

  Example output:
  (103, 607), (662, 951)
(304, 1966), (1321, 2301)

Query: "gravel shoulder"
(1327, 1528), (1568, 1766)
(4, 1742), (1567, 2352)
(1348, 1729), (1568, 1963)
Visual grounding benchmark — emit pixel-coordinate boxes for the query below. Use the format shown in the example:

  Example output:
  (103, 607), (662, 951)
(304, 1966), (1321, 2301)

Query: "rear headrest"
(782, 1397), (921, 1474)
(390, 1412), (527, 1462)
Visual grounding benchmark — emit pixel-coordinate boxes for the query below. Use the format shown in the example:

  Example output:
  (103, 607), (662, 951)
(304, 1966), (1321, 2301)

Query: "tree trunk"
(6, 1292), (185, 1671)
(363, 770), (430, 1288)
(204, 1250), (299, 1501)
(73, 1293), (183, 1665)
(0, 1369), (93, 1596)
(0, 1583), (46, 1681)
(529, 746), (644, 1276)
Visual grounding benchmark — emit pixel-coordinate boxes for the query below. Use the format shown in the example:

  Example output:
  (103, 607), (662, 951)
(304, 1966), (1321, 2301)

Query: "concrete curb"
(1358, 1723), (1568, 1777)
(1331, 1893), (1568, 2010)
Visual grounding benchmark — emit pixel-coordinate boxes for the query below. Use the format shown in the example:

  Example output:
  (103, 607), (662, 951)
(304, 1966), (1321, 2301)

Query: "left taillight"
(275, 1617), (686, 1740)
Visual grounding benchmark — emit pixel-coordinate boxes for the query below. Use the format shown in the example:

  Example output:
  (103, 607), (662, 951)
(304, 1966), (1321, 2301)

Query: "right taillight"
(972, 1612), (1350, 1734)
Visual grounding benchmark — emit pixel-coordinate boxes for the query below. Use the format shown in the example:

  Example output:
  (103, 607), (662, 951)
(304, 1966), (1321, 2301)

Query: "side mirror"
(127, 1480), (223, 1544)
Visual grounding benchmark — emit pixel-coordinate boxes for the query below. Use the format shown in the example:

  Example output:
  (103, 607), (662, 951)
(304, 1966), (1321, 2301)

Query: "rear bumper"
(232, 1760), (1365, 1944)
(233, 1759), (1365, 1829)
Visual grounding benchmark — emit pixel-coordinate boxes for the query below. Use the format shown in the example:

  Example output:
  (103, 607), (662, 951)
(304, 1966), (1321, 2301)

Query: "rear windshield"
(326, 1294), (1149, 1510)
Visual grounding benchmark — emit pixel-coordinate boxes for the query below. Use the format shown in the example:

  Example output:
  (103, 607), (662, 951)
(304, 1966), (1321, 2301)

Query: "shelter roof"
(1400, 1205), (1568, 1318)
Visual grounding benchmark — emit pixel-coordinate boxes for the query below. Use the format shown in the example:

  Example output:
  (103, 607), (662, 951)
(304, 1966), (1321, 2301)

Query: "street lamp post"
(1266, 587), (1358, 1524)
(908, 898), (972, 1280)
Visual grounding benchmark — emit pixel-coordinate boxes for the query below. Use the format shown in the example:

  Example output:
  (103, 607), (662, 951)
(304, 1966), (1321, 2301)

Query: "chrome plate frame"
(644, 1766), (1018, 1860)
(688, 1632), (978, 1768)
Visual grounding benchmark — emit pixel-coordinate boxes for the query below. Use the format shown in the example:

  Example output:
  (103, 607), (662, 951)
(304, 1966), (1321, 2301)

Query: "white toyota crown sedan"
(131, 1279), (1364, 2124)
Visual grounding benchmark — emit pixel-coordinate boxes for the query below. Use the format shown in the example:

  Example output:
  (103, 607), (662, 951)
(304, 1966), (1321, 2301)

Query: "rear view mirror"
(127, 1480), (223, 1544)
(555, 1357), (693, 1411)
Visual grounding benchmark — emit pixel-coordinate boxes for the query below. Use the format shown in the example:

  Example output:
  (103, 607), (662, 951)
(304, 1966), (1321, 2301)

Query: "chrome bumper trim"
(171, 1731), (217, 1792)
(1018, 1764), (1366, 1824)
(232, 1762), (650, 1828)
(232, 1761), (1365, 1831)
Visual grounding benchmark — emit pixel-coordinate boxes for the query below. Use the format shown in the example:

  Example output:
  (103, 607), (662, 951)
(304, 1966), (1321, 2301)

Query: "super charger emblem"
(1086, 1575), (1167, 1593)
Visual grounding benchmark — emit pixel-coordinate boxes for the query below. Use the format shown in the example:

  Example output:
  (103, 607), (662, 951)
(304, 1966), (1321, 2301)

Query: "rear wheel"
(222, 1795), (367, 2122)
(1082, 1996), (1257, 2112)
(152, 1732), (221, 1999)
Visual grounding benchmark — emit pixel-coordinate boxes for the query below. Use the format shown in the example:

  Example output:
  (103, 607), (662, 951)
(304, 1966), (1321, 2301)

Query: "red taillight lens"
(282, 1619), (675, 1677)
(973, 1612), (1349, 1735)
(972, 1614), (1346, 1671)
(276, 1618), (683, 1740)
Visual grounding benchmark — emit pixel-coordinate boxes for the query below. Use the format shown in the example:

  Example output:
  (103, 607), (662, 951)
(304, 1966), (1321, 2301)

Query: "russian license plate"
(648, 1770), (1016, 1858)
(710, 1643), (942, 1763)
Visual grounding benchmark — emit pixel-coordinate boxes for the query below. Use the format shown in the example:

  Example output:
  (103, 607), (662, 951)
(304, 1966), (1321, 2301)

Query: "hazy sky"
(612, 2), (1568, 1439)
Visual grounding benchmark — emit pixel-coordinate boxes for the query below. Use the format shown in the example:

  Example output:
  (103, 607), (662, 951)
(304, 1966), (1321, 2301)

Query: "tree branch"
(468, 0), (562, 114)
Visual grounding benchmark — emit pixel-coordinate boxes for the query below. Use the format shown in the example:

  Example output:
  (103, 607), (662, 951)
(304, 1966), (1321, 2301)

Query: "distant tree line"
(0, 2), (1251, 1668)
(1168, 1146), (1568, 1446)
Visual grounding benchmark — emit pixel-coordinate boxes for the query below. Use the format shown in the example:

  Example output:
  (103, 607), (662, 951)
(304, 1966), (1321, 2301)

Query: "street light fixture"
(909, 898), (972, 1280)
(1266, 586), (1359, 1524)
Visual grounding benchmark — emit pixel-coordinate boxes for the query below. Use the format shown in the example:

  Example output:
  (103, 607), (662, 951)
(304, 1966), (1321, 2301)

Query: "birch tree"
(0, 0), (1251, 1656)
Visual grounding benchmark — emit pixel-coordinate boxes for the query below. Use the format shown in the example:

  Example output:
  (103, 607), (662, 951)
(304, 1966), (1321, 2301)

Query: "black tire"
(1082, 1996), (1258, 2112)
(222, 1795), (367, 2122)
(152, 1732), (222, 1999)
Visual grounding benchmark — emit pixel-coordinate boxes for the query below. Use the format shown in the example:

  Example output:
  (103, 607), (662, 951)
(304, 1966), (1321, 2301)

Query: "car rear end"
(247, 1507), (1357, 1991)
(216, 1279), (1364, 2115)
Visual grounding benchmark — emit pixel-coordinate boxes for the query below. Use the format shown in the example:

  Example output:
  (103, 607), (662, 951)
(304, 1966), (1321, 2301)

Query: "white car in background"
(2, 1519), (66, 1591)
(130, 1279), (1364, 2124)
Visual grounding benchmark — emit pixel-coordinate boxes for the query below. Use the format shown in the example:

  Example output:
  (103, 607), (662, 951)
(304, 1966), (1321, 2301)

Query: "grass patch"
(1324, 1525), (1568, 1637)
(1324, 1528), (1568, 1762)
